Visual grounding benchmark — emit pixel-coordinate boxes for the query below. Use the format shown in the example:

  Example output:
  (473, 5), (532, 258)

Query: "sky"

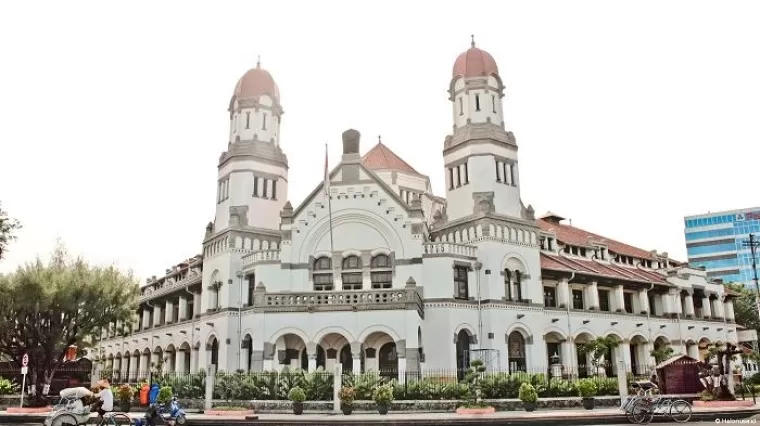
(1, 1), (759, 280)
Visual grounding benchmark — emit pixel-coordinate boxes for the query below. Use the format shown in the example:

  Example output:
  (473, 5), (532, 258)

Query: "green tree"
(725, 283), (760, 332)
(0, 202), (22, 260)
(0, 243), (139, 405)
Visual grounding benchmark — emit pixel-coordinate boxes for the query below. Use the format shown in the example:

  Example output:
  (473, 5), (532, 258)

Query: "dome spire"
(378, 134), (382, 144)
(471, 34), (475, 48)
(256, 54), (261, 68)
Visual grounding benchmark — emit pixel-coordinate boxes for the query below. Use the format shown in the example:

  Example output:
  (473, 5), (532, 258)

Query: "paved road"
(604, 413), (760, 425)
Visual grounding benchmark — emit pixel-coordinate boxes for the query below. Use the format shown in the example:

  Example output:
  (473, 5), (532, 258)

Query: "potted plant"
(339, 386), (355, 415)
(518, 382), (538, 412)
(157, 386), (173, 405)
(373, 384), (394, 415)
(288, 386), (306, 415)
(577, 378), (598, 410)
(116, 384), (135, 412)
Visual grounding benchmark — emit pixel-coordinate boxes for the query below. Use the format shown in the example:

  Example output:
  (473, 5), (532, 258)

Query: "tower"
(443, 37), (524, 221)
(215, 59), (289, 232)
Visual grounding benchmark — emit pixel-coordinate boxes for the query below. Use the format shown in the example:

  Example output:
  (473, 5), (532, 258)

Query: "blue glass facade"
(684, 208), (760, 287)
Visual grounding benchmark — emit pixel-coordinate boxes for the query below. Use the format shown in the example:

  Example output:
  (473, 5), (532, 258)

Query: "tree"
(0, 243), (138, 405)
(0, 202), (22, 260)
(580, 336), (620, 376)
(650, 345), (675, 364)
(725, 283), (760, 332)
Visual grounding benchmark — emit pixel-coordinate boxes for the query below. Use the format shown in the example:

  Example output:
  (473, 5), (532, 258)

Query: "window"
(456, 166), (461, 187)
(458, 97), (463, 115)
(371, 254), (392, 289)
(514, 270), (523, 301)
(341, 255), (362, 290)
(495, 159), (502, 182)
(246, 112), (250, 129)
(572, 289), (584, 310)
(271, 180), (277, 199)
(475, 94), (481, 111)
(543, 286), (556, 307)
(598, 289), (610, 311)
(492, 94), (496, 113)
(463, 163), (469, 185)
(253, 177), (259, 197)
(648, 293), (657, 315)
(262, 113), (267, 130)
(454, 266), (469, 300)
(448, 168), (454, 190)
(624, 292), (633, 313)
(262, 179), (268, 198)
(313, 257), (333, 291)
(505, 269), (523, 301)
(509, 163), (516, 186)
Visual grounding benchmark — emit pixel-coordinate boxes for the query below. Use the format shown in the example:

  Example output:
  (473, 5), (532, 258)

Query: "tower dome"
(231, 59), (280, 104)
(452, 36), (499, 78)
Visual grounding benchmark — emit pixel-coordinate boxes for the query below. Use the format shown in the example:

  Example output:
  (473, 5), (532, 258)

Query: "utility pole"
(742, 233), (760, 318)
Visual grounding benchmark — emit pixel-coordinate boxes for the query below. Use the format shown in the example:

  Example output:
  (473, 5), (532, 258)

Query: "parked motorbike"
(133, 397), (187, 426)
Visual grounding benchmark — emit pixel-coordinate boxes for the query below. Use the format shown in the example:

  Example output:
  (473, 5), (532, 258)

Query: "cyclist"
(90, 379), (114, 420)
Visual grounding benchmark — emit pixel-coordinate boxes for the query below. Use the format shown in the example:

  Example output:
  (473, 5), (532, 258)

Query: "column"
(643, 341), (656, 367)
(193, 293), (202, 317)
(142, 310), (151, 329)
(165, 300), (174, 324)
(684, 293), (695, 317)
(560, 339), (576, 377)
(141, 353), (150, 378)
(615, 285), (625, 312)
(587, 281), (600, 310)
(173, 350), (181, 373)
(712, 298), (725, 319)
(178, 296), (188, 321)
(130, 354), (139, 380)
(639, 289), (650, 314)
(619, 341), (632, 371)
(190, 348), (199, 373)
(557, 278), (570, 308)
(397, 348), (407, 382)
(306, 342), (317, 372)
(153, 306), (163, 327)
(702, 295), (713, 318)
(725, 299), (736, 321)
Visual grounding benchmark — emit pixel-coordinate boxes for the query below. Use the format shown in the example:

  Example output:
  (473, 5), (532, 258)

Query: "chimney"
(341, 129), (361, 163)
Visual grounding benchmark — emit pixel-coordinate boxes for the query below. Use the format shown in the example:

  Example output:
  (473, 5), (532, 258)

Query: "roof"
(655, 354), (697, 370)
(361, 142), (422, 175)
(452, 39), (499, 78)
(539, 253), (670, 284)
(537, 218), (662, 261)
(232, 62), (280, 102)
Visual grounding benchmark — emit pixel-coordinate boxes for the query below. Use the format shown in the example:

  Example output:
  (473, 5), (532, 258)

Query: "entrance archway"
(378, 342), (397, 377)
(507, 331), (527, 372)
(455, 329), (472, 380)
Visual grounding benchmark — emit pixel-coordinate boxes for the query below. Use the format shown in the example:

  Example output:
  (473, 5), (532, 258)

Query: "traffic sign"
(20, 367), (27, 375)
(21, 353), (28, 367)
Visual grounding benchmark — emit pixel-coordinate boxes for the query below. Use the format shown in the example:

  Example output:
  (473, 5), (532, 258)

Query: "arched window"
(341, 255), (363, 290)
(515, 270), (523, 301)
(504, 269), (523, 302)
(313, 257), (333, 291)
(504, 269), (512, 301)
(370, 254), (392, 289)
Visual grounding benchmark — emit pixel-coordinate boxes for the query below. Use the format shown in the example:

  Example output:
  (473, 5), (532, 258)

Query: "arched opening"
(455, 329), (472, 380)
(319, 332), (351, 373)
(165, 344), (177, 373)
(698, 337), (711, 362)
(629, 335), (648, 376)
(378, 342), (397, 377)
(179, 342), (191, 373)
(544, 331), (564, 366)
(242, 335), (253, 372)
(574, 332), (594, 378)
(507, 331), (527, 372)
(274, 333), (307, 371)
(339, 345), (353, 373)
(209, 337), (219, 368)
(604, 334), (623, 377)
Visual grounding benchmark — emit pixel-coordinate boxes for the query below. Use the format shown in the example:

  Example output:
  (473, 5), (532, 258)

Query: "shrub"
(115, 384), (134, 402)
(157, 386), (173, 404)
(577, 379), (598, 398)
(373, 384), (394, 404)
(339, 386), (356, 405)
(518, 383), (538, 403)
(288, 386), (306, 403)
(0, 378), (19, 395)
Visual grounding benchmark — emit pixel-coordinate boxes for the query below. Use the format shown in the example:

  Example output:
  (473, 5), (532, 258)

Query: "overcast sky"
(1, 1), (759, 280)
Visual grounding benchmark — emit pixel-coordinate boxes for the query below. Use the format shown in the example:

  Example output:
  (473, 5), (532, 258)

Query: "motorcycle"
(133, 397), (187, 426)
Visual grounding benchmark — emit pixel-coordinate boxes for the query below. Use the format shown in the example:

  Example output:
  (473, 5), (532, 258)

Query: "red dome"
(452, 39), (499, 78)
(232, 63), (280, 103)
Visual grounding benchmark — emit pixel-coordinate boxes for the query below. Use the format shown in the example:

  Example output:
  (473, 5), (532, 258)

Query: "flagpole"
(325, 143), (335, 256)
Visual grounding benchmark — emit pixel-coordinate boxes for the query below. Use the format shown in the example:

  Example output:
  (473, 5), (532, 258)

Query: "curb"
(0, 409), (756, 425)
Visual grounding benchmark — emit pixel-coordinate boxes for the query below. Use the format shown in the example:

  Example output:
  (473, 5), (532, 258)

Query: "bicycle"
(621, 381), (657, 423)
(628, 388), (692, 424)
(95, 412), (133, 426)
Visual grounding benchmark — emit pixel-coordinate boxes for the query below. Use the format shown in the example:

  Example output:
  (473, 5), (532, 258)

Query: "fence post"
(617, 361), (628, 400)
(205, 365), (216, 412)
(333, 364), (342, 414)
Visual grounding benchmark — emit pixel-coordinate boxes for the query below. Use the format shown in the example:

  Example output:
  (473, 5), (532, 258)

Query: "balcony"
(242, 249), (281, 269)
(422, 242), (477, 258)
(252, 284), (424, 318)
(139, 272), (202, 301)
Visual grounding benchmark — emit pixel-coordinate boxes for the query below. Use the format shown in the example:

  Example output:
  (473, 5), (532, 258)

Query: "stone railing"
(422, 242), (477, 258)
(242, 249), (281, 268)
(252, 285), (424, 318)
(140, 272), (202, 301)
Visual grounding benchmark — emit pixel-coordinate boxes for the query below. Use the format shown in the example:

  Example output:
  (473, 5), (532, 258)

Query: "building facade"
(93, 41), (742, 381)
(685, 207), (760, 287)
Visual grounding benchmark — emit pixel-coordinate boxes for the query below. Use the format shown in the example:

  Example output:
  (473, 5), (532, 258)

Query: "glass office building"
(684, 207), (760, 287)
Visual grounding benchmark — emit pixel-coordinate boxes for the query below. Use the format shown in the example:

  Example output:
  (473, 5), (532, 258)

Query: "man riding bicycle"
(90, 379), (114, 420)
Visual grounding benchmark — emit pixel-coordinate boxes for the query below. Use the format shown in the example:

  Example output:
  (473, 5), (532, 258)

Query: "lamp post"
(236, 270), (244, 371)
(741, 234), (760, 318)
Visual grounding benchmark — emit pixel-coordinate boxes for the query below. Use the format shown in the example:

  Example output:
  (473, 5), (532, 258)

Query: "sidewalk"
(1, 404), (758, 425)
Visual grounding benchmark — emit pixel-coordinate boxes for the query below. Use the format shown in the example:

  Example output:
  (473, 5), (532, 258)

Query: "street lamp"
(236, 270), (244, 370)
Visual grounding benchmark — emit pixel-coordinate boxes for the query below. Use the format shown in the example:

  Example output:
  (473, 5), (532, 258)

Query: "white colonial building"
(93, 41), (743, 381)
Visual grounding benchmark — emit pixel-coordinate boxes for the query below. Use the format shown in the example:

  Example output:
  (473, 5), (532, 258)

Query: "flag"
(324, 143), (330, 196)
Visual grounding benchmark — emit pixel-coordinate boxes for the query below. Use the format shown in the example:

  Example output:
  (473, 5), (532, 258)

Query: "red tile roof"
(362, 142), (422, 175)
(540, 253), (669, 284)
(537, 218), (660, 260)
